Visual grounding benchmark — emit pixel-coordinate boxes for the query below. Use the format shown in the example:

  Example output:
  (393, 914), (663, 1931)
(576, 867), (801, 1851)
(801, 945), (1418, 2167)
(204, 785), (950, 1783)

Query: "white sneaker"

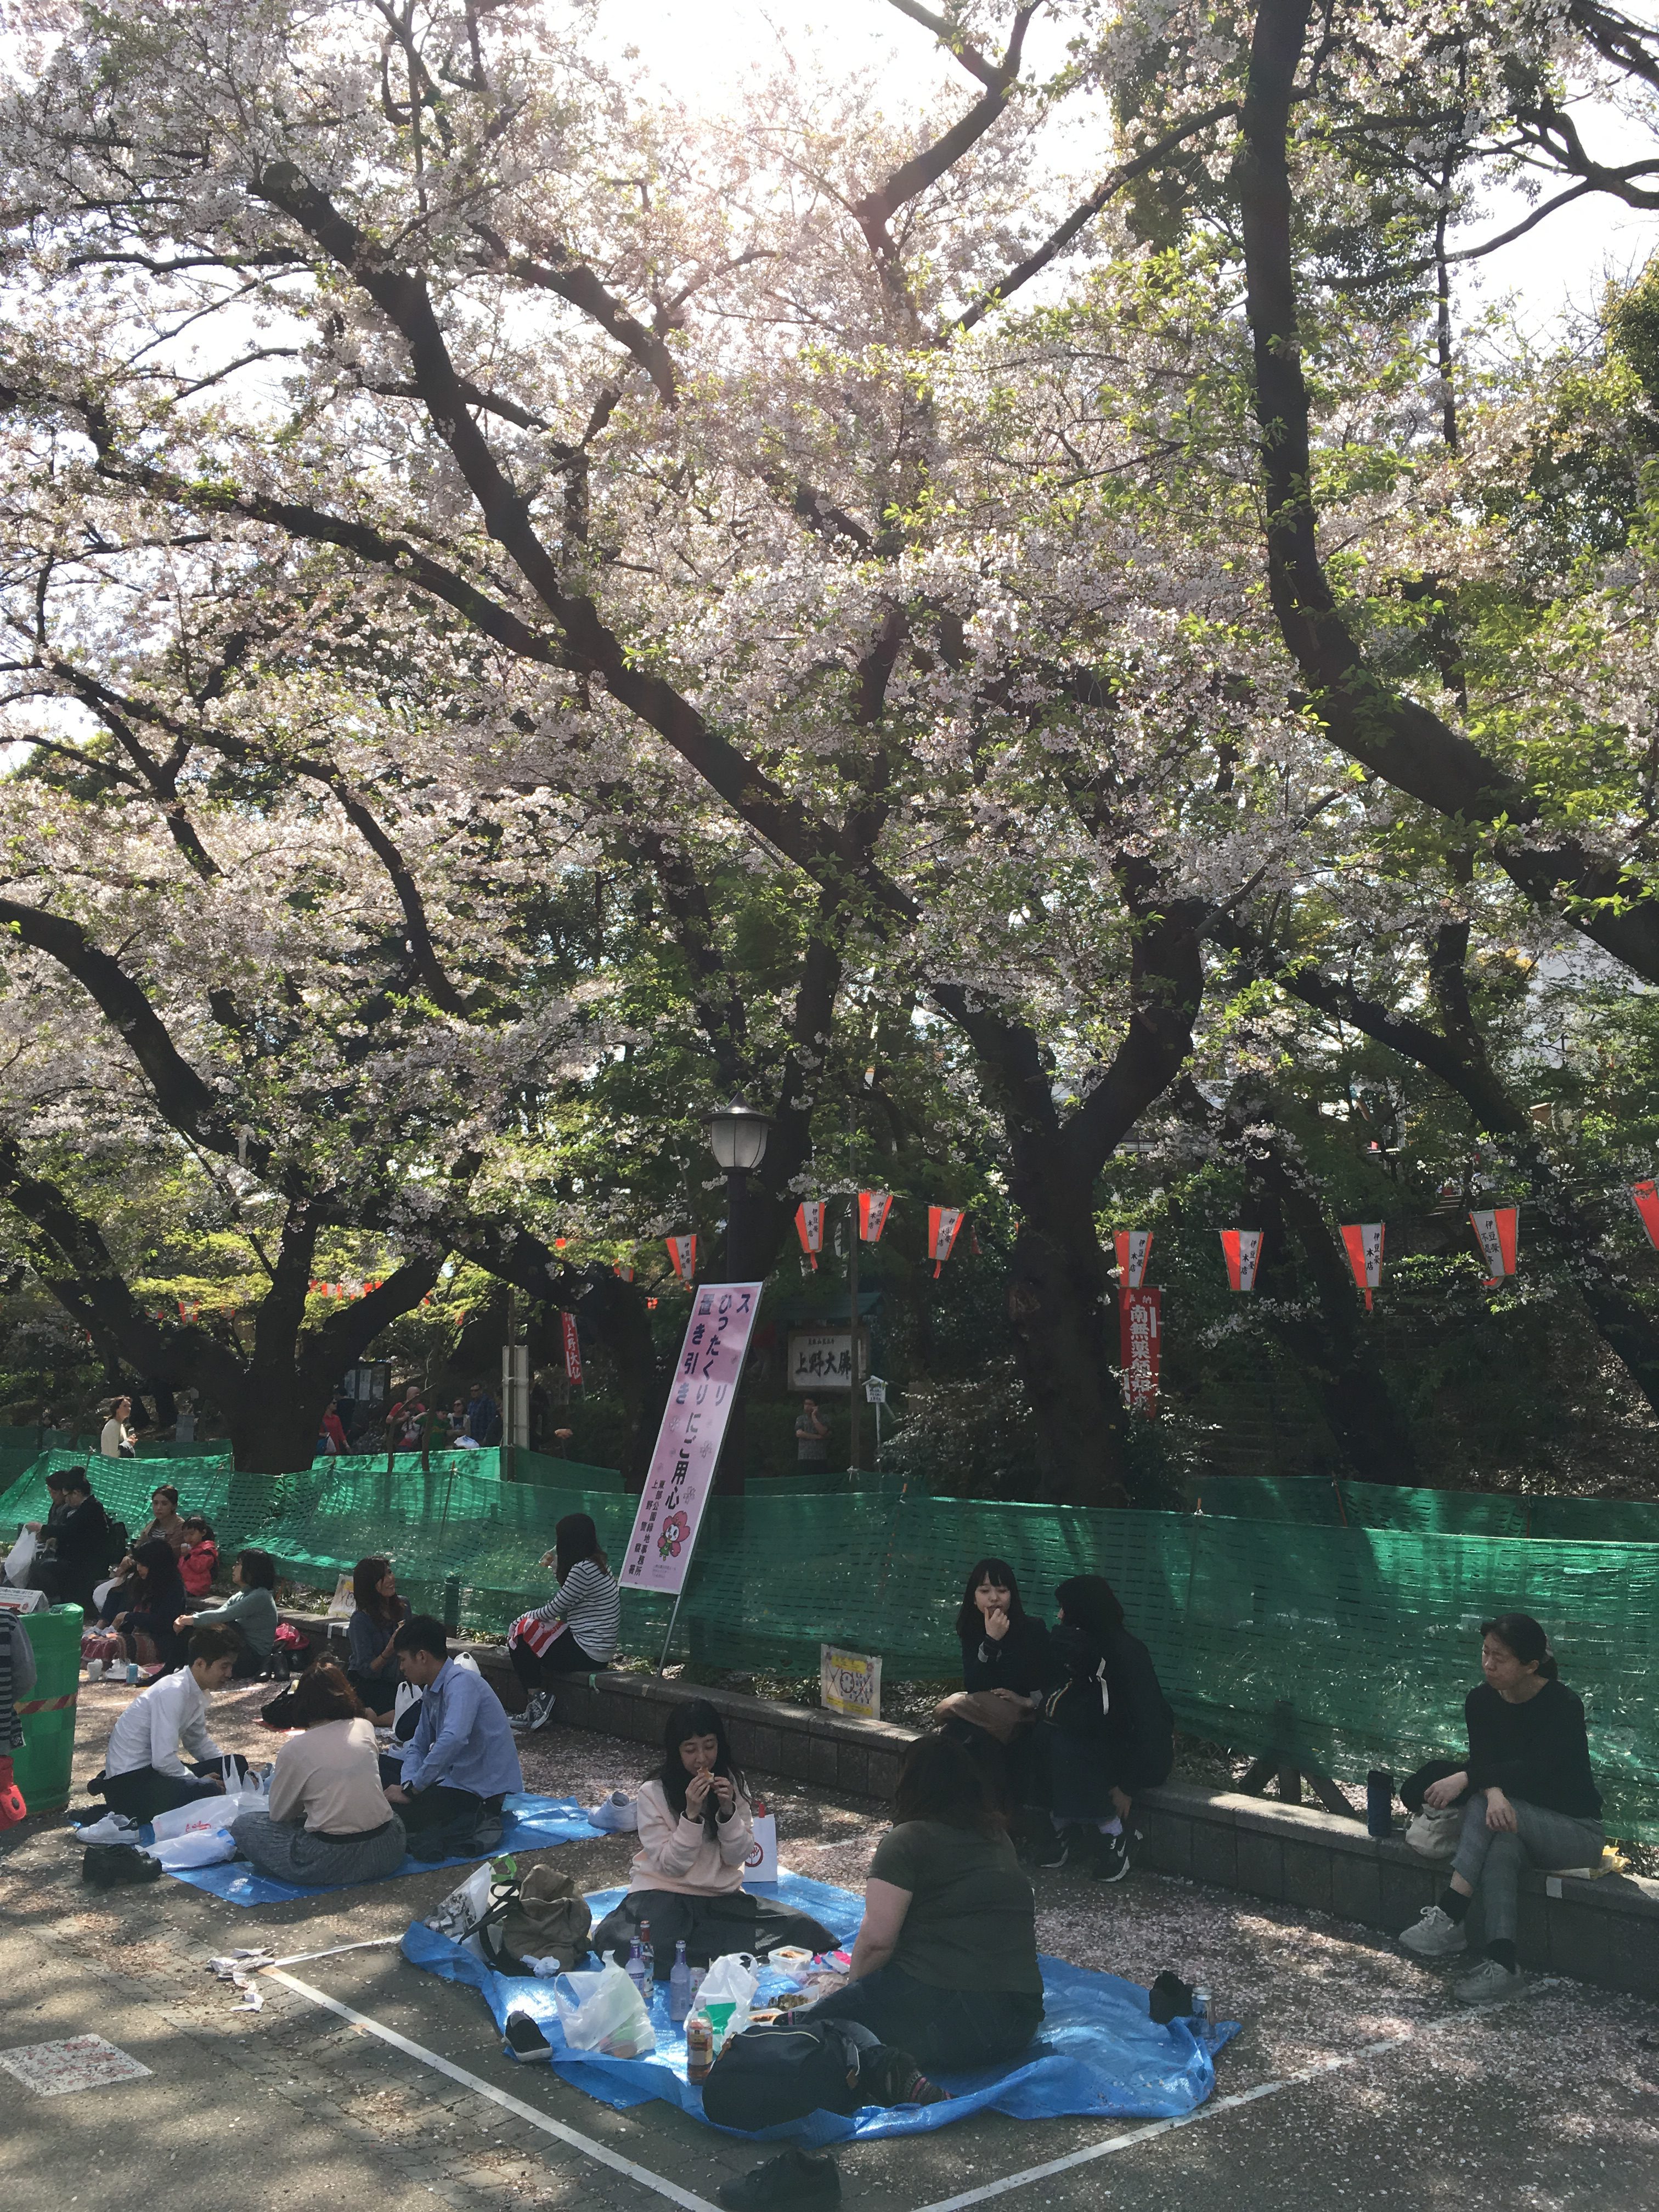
(1453, 1956), (1526, 2006)
(1398, 1903), (1468, 1960)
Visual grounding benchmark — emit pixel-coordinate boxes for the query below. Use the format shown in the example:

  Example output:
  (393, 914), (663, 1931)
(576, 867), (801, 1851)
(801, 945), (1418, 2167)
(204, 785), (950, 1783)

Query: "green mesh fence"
(9, 1446), (1657, 1838)
(1184, 1474), (1659, 1544)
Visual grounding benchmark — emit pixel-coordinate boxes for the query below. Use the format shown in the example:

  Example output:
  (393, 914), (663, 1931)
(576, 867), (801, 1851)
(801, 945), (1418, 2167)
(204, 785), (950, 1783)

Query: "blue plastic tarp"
(402, 1874), (1237, 2145)
(145, 1793), (605, 1906)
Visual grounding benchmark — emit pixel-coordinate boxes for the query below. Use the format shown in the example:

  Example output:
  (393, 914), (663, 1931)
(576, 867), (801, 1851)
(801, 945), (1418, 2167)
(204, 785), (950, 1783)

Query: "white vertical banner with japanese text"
(620, 1280), (764, 1595)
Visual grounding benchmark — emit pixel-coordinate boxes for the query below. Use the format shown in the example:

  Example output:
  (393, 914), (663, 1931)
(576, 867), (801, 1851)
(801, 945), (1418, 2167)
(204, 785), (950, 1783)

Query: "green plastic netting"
(8, 1451), (1656, 1837)
(1183, 1474), (1659, 1544)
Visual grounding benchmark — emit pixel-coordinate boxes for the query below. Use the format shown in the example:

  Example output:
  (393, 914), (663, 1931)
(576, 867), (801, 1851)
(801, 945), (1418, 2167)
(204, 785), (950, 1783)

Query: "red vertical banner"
(858, 1190), (894, 1242)
(1114, 1229), (1153, 1288)
(1339, 1222), (1385, 1312)
(1632, 1182), (1659, 1250)
(666, 1233), (697, 1284)
(561, 1311), (583, 1386)
(614, 1264), (635, 1283)
(794, 1200), (823, 1271)
(1119, 1286), (1161, 1415)
(1219, 1229), (1264, 1290)
(928, 1205), (964, 1278)
(1470, 1207), (1518, 1284)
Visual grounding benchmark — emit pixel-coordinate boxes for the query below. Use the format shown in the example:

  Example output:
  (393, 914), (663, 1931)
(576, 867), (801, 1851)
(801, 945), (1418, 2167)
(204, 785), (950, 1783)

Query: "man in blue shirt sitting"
(381, 1616), (522, 1859)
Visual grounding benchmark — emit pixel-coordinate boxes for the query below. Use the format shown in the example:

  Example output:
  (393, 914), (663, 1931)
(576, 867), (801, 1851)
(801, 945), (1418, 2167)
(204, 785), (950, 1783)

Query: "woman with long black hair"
(346, 1556), (409, 1722)
(1398, 1613), (1603, 2004)
(935, 1556), (1054, 1819)
(507, 1512), (620, 1733)
(590, 1699), (838, 1977)
(109, 1538), (191, 1673)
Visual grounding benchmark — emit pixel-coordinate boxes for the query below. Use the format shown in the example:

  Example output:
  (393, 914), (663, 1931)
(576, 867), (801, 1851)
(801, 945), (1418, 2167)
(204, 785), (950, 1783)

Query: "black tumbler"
(1366, 1768), (1394, 1838)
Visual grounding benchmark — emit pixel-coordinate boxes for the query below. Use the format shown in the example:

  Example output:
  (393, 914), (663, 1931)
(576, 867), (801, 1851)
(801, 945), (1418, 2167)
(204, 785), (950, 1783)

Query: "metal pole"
(848, 1193), (861, 1474)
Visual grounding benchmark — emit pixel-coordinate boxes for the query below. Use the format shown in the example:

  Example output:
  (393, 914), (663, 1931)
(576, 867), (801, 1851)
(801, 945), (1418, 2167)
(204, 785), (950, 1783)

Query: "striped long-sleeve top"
(527, 1558), (620, 1664)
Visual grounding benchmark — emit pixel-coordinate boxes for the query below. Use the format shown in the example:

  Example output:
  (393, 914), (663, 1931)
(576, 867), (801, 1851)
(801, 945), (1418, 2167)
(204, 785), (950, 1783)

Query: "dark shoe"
(410, 1822), (476, 1864)
(716, 2148), (840, 2209)
(83, 1844), (162, 1888)
(470, 1815), (505, 1854)
(859, 2044), (950, 2108)
(1092, 1831), (1131, 1883)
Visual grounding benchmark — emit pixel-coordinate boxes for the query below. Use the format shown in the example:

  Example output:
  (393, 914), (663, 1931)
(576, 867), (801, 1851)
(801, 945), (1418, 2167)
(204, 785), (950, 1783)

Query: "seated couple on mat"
(379, 1615), (523, 1861)
(507, 1513), (621, 1734)
(941, 1560), (1173, 1881)
(1397, 1612), (1603, 2006)
(232, 1662), (406, 1886)
(593, 1700), (837, 1974)
(703, 1730), (1043, 2212)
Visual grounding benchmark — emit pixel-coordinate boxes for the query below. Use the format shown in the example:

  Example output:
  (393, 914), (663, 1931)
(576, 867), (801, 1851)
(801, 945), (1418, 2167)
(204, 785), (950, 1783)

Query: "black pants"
(591, 1888), (840, 1979)
(509, 1633), (603, 1694)
(804, 1963), (1043, 2074)
(378, 1756), (505, 1842)
(347, 1668), (397, 1717)
(101, 1756), (250, 1823)
(1045, 1724), (1172, 1822)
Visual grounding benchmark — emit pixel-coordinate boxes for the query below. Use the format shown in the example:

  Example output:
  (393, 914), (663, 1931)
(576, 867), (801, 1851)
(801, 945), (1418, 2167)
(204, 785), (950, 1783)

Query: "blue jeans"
(802, 1963), (1042, 2073)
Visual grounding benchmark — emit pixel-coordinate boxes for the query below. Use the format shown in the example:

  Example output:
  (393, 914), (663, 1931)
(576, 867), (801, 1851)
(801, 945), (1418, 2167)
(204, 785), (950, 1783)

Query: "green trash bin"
(12, 1603), (83, 1814)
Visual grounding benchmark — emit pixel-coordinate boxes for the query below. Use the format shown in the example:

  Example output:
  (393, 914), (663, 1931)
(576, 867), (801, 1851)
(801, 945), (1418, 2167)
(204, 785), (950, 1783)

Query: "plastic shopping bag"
(552, 1962), (656, 2058)
(3, 1529), (37, 1588)
(145, 1826), (236, 1870)
(427, 1857), (516, 1942)
(150, 1798), (233, 1842)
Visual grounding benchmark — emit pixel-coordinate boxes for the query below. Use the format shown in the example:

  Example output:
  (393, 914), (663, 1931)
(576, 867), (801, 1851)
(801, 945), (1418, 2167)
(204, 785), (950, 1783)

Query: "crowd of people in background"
(7, 1428), (1610, 2205)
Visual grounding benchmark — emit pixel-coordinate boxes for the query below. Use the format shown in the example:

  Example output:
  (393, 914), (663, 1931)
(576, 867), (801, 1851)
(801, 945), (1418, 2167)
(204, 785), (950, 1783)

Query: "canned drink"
(125, 1661), (139, 1685)
(1190, 1984), (1211, 2025)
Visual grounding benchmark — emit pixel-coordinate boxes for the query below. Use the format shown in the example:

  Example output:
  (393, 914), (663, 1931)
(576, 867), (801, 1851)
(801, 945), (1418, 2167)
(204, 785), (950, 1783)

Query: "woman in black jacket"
(109, 1539), (191, 1675)
(1036, 1575), (1173, 1881)
(1398, 1613), (1602, 2006)
(938, 1558), (1053, 1817)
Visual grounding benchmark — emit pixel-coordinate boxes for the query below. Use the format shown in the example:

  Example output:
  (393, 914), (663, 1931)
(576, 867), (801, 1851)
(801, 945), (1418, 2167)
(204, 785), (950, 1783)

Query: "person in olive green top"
(802, 1731), (1044, 2070)
(174, 1548), (279, 1678)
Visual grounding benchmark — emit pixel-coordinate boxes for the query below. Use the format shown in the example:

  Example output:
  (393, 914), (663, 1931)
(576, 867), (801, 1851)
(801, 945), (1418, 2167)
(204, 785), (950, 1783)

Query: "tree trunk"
(1228, 1090), (1417, 1481)
(222, 1374), (332, 1478)
(1005, 1139), (1128, 1507)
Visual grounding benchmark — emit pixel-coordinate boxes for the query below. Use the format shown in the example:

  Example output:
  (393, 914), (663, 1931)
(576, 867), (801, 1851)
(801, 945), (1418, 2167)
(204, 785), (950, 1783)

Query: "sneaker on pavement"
(1398, 1904), (1468, 1960)
(1092, 1831), (1131, 1883)
(716, 2147), (841, 2209)
(1453, 1956), (1526, 2006)
(511, 1688), (556, 1733)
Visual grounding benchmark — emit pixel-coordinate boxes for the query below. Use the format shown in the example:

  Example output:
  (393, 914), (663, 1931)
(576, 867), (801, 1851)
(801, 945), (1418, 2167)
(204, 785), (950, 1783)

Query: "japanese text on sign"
(620, 1282), (762, 1595)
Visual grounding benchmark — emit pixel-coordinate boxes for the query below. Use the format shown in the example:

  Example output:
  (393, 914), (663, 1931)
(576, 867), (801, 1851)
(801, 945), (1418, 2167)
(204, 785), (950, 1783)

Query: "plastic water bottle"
(669, 1940), (692, 2024)
(625, 1937), (647, 1997)
(639, 1918), (654, 1987)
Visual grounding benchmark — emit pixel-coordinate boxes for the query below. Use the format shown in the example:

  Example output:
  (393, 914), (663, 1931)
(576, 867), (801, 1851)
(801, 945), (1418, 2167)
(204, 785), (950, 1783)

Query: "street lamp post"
(704, 1097), (771, 1493)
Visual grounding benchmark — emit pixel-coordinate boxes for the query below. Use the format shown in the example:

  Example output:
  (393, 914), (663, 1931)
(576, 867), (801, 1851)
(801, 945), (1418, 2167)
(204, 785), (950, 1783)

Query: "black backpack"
(699, 2019), (862, 2131)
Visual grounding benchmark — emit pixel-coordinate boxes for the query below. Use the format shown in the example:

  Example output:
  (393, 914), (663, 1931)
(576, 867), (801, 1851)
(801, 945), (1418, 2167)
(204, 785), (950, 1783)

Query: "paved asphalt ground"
(4, 1679), (1657, 2212)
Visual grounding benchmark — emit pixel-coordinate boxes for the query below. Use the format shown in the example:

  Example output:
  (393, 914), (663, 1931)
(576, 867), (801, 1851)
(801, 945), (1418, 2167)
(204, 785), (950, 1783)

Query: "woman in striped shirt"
(508, 1513), (620, 1733)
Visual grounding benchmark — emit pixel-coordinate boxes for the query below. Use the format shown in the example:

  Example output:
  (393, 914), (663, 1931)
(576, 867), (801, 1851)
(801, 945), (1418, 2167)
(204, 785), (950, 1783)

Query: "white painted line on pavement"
(267, 1936), (405, 1969)
(265, 1967), (724, 2212)
(908, 1982), (1560, 2212)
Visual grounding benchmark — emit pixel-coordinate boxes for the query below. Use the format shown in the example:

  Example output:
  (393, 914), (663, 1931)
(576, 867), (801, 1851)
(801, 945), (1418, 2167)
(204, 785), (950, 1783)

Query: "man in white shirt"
(97, 1624), (244, 1821)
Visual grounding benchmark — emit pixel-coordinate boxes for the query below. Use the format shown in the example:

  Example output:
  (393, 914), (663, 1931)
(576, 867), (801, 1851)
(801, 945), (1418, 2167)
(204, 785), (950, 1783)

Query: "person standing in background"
(173, 1390), (198, 1443)
(100, 1395), (135, 1458)
(795, 1397), (829, 1465)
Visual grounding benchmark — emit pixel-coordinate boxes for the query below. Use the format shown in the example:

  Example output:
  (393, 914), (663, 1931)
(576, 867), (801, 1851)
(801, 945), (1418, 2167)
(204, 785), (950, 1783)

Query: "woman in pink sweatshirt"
(590, 1700), (837, 1978)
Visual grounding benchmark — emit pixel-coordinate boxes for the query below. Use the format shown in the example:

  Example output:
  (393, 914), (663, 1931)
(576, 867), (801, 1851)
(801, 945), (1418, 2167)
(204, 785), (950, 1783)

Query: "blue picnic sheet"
(402, 1872), (1238, 2145)
(120, 1794), (605, 1906)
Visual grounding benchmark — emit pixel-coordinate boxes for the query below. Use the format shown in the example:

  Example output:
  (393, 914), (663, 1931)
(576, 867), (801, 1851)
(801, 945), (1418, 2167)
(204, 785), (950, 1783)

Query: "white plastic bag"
(145, 1826), (236, 1869)
(586, 1790), (638, 1834)
(553, 1962), (656, 2058)
(3, 1529), (37, 1587)
(426, 1858), (511, 1941)
(698, 1953), (760, 2009)
(150, 1798), (233, 1842)
(92, 1575), (121, 1613)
